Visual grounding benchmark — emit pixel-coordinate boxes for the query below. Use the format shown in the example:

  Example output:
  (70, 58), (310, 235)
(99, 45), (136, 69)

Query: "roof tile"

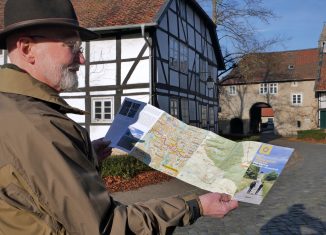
(0, 0), (167, 30)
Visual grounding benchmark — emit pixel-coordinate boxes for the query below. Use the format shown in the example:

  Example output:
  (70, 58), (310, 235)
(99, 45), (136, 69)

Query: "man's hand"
(199, 192), (238, 218)
(92, 138), (112, 162)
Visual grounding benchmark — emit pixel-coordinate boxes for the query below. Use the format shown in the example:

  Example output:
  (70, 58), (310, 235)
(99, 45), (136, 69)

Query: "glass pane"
(95, 108), (101, 113)
(104, 108), (111, 112)
(95, 114), (101, 119)
(104, 114), (111, 119)
(95, 101), (101, 107)
(104, 101), (111, 107)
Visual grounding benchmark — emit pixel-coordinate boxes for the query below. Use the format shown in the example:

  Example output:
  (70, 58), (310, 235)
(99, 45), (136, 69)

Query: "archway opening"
(250, 103), (272, 133)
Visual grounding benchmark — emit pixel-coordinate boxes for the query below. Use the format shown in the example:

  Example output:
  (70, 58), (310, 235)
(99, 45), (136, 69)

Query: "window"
(92, 97), (114, 123)
(228, 85), (236, 95)
(297, 120), (301, 128)
(180, 43), (188, 73)
(169, 37), (179, 70)
(260, 83), (268, 94)
(292, 94), (303, 106)
(322, 41), (326, 53)
(288, 65), (294, 70)
(170, 98), (179, 117)
(260, 83), (278, 95)
(180, 99), (189, 123)
(201, 105), (208, 128)
(320, 93), (326, 109)
(269, 83), (278, 94)
(209, 107), (215, 125)
(199, 58), (206, 81)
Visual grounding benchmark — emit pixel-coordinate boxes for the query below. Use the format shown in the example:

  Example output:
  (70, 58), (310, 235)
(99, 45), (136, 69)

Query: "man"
(0, 0), (238, 234)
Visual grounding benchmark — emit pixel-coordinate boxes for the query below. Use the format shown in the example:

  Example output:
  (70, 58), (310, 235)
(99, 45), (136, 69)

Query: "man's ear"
(16, 37), (35, 64)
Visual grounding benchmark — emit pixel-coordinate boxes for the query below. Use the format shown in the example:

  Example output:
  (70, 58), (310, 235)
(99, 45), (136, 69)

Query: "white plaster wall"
(89, 40), (116, 62)
(77, 65), (86, 88)
(89, 63), (116, 86)
(123, 88), (150, 94)
(121, 37), (149, 59)
(0, 51), (4, 65)
(121, 60), (150, 84)
(90, 125), (109, 141)
(64, 98), (85, 123)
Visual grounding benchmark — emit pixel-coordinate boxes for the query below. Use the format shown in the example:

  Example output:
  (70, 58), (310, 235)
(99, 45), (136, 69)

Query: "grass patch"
(100, 155), (152, 179)
(239, 135), (260, 142)
(221, 134), (260, 142)
(297, 129), (326, 140)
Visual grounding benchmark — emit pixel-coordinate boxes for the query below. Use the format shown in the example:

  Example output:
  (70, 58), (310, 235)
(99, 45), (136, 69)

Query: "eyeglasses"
(28, 35), (84, 54)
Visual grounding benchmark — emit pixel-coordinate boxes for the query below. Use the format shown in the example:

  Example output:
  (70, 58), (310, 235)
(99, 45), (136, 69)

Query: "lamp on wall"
(206, 75), (215, 90)
(199, 72), (216, 89)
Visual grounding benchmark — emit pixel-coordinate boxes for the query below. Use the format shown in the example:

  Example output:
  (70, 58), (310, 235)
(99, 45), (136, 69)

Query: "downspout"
(141, 24), (153, 105)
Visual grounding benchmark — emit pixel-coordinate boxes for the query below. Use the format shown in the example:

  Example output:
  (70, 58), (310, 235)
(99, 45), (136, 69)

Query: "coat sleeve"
(0, 98), (201, 235)
(105, 194), (201, 235)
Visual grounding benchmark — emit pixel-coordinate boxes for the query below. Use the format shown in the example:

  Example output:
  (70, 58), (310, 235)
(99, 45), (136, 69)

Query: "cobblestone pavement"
(173, 139), (326, 235)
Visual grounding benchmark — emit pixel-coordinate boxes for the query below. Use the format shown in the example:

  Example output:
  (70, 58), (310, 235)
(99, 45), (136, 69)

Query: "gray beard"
(59, 67), (79, 91)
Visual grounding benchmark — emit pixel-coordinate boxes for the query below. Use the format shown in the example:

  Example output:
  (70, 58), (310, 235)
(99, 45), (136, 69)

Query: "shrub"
(100, 155), (152, 179)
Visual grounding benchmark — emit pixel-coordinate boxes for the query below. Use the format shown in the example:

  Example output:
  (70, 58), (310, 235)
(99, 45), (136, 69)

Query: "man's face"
(30, 27), (85, 91)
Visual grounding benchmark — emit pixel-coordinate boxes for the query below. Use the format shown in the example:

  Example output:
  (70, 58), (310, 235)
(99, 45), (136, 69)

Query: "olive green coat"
(0, 65), (198, 235)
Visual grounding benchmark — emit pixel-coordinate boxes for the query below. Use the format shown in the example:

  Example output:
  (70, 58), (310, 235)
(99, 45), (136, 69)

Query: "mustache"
(66, 64), (80, 71)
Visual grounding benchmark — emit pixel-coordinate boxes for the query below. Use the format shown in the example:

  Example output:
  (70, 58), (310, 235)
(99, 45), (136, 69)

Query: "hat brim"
(0, 21), (100, 49)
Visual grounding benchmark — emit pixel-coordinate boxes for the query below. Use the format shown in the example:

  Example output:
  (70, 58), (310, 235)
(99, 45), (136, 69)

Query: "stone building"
(218, 24), (326, 136)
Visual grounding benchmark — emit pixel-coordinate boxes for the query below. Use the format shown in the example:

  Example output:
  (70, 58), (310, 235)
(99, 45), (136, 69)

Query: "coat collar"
(0, 64), (85, 114)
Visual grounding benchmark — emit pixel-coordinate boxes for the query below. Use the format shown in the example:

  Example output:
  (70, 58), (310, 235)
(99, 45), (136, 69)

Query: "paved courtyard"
(173, 139), (326, 235)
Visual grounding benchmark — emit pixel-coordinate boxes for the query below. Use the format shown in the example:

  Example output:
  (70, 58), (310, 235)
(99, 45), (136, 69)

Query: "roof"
(0, 0), (167, 30)
(71, 0), (167, 29)
(0, 0), (225, 69)
(261, 108), (274, 117)
(221, 48), (326, 91)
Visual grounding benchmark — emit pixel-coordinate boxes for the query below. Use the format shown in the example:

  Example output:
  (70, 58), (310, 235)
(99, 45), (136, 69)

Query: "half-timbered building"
(0, 0), (224, 140)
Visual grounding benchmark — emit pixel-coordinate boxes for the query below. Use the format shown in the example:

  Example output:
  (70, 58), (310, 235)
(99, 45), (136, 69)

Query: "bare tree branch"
(198, 0), (285, 77)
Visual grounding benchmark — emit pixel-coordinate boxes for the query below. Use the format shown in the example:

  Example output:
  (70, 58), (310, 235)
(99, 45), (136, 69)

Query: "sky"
(200, 0), (326, 52)
(255, 0), (326, 52)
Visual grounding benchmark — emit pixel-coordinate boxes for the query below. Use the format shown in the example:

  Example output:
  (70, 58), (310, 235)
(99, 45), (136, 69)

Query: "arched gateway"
(249, 102), (272, 133)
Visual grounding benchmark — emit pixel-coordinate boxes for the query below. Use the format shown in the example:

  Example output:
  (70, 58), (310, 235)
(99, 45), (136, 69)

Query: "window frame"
(179, 42), (188, 74)
(201, 105), (208, 128)
(269, 83), (278, 94)
(291, 93), (303, 106)
(228, 85), (237, 95)
(169, 37), (179, 70)
(259, 83), (278, 95)
(180, 99), (189, 123)
(209, 106), (215, 126)
(170, 98), (179, 118)
(259, 83), (268, 94)
(91, 97), (114, 123)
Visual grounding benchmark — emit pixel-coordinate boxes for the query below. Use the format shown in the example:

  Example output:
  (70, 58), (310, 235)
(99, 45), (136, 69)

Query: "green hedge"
(297, 129), (326, 140)
(100, 155), (152, 179)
